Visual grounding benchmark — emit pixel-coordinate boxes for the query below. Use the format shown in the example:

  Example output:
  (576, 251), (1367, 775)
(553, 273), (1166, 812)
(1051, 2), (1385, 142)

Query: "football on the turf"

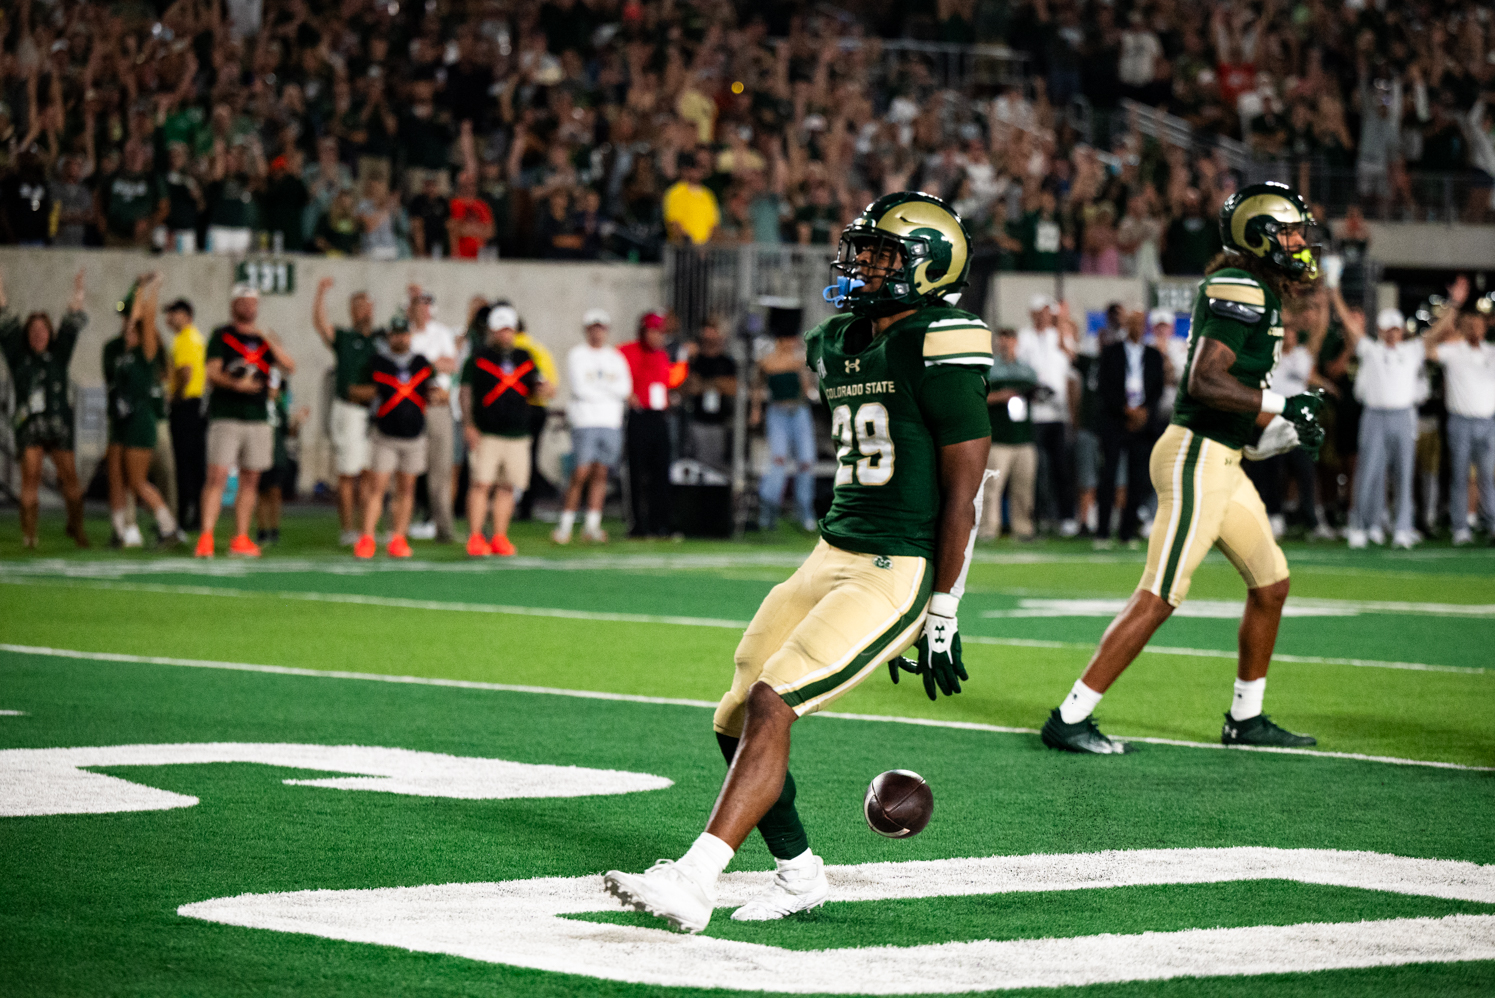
(863, 769), (934, 838)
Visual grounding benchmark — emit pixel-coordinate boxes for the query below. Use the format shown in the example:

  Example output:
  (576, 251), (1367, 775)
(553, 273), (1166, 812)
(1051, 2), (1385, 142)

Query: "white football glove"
(1243, 415), (1301, 461)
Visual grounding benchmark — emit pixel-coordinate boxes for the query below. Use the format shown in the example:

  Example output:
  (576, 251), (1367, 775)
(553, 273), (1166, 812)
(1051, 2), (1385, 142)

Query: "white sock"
(1231, 678), (1266, 721)
(111, 509), (129, 537)
(677, 832), (734, 886)
(584, 509), (603, 532)
(557, 510), (575, 536)
(775, 847), (816, 873)
(154, 505), (177, 535)
(1059, 679), (1104, 724)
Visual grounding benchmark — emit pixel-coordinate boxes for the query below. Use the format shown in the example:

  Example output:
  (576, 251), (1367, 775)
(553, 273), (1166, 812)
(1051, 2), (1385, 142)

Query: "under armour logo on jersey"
(845, 359), (861, 373)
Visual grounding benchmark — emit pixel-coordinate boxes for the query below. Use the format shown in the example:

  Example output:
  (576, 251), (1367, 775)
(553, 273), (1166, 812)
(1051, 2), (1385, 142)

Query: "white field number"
(831, 402), (894, 486)
(179, 847), (1495, 993)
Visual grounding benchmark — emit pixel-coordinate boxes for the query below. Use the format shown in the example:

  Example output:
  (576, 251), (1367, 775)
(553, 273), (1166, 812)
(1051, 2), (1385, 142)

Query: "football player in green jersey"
(605, 193), (993, 932)
(1042, 182), (1327, 755)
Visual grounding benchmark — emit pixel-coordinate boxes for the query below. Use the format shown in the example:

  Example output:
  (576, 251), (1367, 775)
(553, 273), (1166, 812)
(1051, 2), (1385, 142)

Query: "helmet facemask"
(827, 230), (921, 317)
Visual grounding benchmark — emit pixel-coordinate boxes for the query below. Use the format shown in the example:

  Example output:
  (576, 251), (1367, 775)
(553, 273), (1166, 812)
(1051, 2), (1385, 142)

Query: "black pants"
(626, 409), (673, 537)
(515, 406), (549, 520)
(1098, 425), (1154, 541)
(1032, 421), (1074, 525)
(169, 400), (207, 531)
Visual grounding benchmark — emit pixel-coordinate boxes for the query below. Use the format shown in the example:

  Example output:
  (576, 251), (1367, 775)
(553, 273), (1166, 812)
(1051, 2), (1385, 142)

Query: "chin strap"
(822, 276), (865, 308)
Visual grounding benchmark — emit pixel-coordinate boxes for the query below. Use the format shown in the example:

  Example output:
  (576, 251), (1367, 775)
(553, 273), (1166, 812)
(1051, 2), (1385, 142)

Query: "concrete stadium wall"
(0, 248), (664, 489)
(1362, 223), (1495, 270)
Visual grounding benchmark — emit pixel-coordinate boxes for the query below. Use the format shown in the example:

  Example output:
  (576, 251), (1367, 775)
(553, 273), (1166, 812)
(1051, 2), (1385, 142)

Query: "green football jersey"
(806, 306), (992, 559)
(0, 308), (84, 427)
(1171, 268), (1284, 449)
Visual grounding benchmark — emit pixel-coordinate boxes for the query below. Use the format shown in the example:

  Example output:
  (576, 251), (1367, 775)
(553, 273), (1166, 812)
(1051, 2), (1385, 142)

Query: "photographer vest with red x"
(460, 345), (541, 439)
(364, 351), (435, 438)
(205, 325), (273, 422)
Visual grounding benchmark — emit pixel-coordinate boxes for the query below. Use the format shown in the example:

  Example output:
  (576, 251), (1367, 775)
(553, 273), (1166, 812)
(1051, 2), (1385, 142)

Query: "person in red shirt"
(617, 312), (676, 537)
(447, 170), (495, 260)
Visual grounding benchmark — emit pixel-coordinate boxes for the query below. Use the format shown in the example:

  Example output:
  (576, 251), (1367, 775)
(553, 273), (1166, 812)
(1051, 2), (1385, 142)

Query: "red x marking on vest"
(373, 366), (432, 418)
(477, 357), (534, 406)
(221, 332), (270, 374)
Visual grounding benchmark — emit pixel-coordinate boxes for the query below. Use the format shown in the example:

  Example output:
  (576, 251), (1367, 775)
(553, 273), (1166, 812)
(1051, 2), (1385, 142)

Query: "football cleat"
(730, 855), (830, 922)
(353, 534), (376, 559)
(386, 534), (413, 558)
(1221, 713), (1317, 747)
(490, 534), (517, 557)
(228, 534), (261, 557)
(466, 533), (492, 557)
(582, 526), (609, 544)
(1040, 709), (1135, 755)
(603, 860), (714, 934)
(194, 533), (215, 558)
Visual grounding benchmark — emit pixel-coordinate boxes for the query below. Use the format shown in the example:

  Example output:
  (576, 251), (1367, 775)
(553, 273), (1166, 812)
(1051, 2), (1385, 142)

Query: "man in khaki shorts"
(459, 306), (552, 556)
(196, 284), (296, 558)
(348, 316), (434, 559)
(314, 276), (381, 545)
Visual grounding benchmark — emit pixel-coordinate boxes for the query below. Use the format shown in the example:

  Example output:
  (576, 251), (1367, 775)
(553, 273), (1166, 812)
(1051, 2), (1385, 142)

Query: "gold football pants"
(714, 539), (932, 736)
(1140, 424), (1289, 607)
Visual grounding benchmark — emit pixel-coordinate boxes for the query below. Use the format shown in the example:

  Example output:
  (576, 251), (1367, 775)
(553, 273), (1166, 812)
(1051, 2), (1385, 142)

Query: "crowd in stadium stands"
(0, 0), (1492, 260)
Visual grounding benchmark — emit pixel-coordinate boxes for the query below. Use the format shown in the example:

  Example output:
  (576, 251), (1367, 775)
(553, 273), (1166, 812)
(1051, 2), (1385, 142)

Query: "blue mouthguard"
(822, 276), (866, 308)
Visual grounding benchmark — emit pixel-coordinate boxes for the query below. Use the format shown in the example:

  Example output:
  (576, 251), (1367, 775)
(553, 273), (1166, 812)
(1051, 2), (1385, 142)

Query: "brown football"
(863, 769), (934, 838)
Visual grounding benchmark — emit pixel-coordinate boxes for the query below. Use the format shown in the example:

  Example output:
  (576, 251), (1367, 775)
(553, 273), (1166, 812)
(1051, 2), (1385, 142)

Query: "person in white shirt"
(407, 285), (460, 543)
(1428, 283), (1494, 544)
(1016, 293), (1079, 536)
(1261, 321), (1335, 540)
(1345, 306), (1431, 548)
(553, 308), (632, 545)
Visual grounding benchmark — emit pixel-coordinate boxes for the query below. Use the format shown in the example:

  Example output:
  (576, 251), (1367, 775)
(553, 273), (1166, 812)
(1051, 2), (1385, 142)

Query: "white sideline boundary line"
(4, 577), (1486, 676)
(2, 643), (1490, 773)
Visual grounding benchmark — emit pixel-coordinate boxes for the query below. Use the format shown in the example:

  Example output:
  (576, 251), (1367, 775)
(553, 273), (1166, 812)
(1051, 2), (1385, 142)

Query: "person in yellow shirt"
(662, 152), (720, 245)
(165, 298), (208, 530)
(513, 315), (558, 522)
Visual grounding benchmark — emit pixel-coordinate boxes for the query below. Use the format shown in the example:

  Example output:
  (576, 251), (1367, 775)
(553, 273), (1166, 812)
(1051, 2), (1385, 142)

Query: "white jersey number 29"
(832, 403), (895, 486)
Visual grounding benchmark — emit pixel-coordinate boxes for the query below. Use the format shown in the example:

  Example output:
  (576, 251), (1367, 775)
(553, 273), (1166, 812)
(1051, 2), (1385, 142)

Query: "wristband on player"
(928, 592), (959, 618)
(1260, 389), (1286, 415)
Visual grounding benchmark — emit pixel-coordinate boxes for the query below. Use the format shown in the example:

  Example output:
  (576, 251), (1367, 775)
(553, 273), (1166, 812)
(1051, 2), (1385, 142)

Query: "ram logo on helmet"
(824, 192), (972, 317)
(1219, 181), (1320, 281)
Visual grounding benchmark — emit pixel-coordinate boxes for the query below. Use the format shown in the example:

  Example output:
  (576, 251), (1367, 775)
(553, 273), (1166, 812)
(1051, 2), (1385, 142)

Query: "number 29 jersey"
(806, 306), (992, 559)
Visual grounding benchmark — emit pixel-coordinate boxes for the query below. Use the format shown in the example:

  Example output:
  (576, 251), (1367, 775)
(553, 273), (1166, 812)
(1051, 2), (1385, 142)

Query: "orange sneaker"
(228, 534), (262, 557)
(353, 534), (376, 559)
(387, 534), (413, 558)
(490, 534), (517, 557)
(466, 532), (493, 557)
(194, 532), (214, 558)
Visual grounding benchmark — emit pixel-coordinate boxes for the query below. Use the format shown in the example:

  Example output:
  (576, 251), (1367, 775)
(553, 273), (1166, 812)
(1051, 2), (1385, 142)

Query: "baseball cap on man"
(230, 283), (259, 301)
(487, 305), (520, 332)
(1377, 307), (1406, 331)
(1029, 293), (1055, 313)
(640, 311), (667, 331)
(583, 307), (611, 328)
(1148, 308), (1175, 328)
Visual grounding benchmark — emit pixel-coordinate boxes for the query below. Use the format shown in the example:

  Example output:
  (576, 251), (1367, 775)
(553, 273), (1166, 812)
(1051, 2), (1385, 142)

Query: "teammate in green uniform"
(1041, 182), (1327, 755)
(102, 273), (181, 548)
(605, 192), (992, 932)
(0, 267), (89, 548)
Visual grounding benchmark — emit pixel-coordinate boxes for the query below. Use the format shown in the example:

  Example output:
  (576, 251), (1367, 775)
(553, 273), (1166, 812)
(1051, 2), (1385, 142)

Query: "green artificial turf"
(2, 653), (1493, 998)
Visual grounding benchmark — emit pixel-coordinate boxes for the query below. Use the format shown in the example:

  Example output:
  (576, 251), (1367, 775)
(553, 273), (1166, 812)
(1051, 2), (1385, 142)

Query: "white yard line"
(4, 576), (1486, 675)
(2, 643), (1489, 773)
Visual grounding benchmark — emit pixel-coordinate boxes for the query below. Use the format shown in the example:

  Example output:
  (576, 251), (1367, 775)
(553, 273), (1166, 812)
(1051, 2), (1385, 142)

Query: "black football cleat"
(1221, 712), (1317, 747)
(1041, 709), (1136, 754)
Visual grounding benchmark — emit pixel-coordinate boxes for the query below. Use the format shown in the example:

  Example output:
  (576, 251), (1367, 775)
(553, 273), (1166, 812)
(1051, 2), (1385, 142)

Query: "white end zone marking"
(178, 848), (1495, 993)
(0, 710), (25, 716)
(0, 743), (673, 817)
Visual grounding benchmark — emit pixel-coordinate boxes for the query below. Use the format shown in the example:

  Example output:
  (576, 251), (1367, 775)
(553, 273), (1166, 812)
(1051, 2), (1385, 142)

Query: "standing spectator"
(260, 154), (310, 253)
(312, 189), (361, 255)
(751, 324), (817, 532)
(348, 320), (435, 559)
(408, 175), (451, 257)
(512, 314), (560, 522)
(460, 306), (551, 556)
(1017, 295), (1079, 537)
(1259, 321), (1330, 539)
(398, 80), (455, 195)
(50, 156), (96, 248)
(662, 151), (720, 246)
(303, 138), (351, 247)
(448, 170), (495, 260)
(619, 311), (677, 538)
(1094, 309), (1164, 548)
(407, 286), (460, 543)
(1346, 307), (1427, 550)
(554, 308), (632, 545)
(0, 267), (88, 548)
(0, 148), (52, 246)
(165, 298), (207, 532)
(204, 142), (263, 254)
(195, 284), (296, 558)
(160, 144), (204, 253)
(313, 277), (379, 545)
(103, 274), (179, 548)
(99, 140), (167, 249)
(255, 377), (302, 546)
(1429, 289), (1495, 545)
(683, 319), (738, 471)
(355, 175), (402, 260)
(980, 327), (1039, 542)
